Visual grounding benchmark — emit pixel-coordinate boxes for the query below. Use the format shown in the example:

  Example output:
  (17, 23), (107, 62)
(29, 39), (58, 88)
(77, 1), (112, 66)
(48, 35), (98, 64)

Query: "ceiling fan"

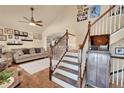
(19, 7), (43, 27)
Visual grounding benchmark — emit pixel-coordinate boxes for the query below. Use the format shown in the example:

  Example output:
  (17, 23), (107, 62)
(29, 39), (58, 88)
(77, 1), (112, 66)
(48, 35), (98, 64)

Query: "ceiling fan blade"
(18, 21), (28, 23)
(36, 24), (43, 27)
(23, 17), (30, 22)
(35, 20), (43, 23)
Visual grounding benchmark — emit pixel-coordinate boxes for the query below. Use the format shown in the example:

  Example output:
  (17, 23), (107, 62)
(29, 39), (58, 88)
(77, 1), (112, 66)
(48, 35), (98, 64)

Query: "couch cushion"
(30, 48), (35, 54)
(14, 50), (24, 57)
(0, 61), (7, 71)
(16, 54), (32, 60)
(22, 49), (30, 54)
(35, 48), (41, 53)
(41, 48), (45, 53)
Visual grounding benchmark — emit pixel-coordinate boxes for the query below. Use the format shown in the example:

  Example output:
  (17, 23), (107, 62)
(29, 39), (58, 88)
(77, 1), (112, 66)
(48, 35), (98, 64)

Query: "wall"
(0, 26), (43, 52)
(42, 6), (77, 50)
(42, 5), (110, 50)
(0, 5), (111, 52)
(76, 5), (109, 46)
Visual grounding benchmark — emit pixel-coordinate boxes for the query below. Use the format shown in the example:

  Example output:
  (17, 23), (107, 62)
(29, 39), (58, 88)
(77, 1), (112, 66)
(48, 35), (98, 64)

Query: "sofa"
(12, 48), (48, 63)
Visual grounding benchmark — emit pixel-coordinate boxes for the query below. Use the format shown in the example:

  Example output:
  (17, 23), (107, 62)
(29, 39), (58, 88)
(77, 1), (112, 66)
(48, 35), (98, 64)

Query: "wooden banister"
(111, 56), (124, 59)
(49, 29), (75, 81)
(91, 5), (116, 27)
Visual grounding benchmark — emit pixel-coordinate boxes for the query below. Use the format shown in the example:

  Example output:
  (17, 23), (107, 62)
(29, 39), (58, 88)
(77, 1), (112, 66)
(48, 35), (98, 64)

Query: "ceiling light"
(29, 22), (36, 26)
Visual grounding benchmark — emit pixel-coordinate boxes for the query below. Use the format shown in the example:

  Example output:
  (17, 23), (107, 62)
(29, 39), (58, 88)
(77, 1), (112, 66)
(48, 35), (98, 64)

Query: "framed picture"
(20, 31), (23, 36)
(14, 30), (20, 35)
(33, 33), (38, 39)
(8, 35), (13, 39)
(23, 32), (28, 36)
(38, 34), (42, 40)
(15, 36), (19, 39)
(115, 47), (124, 55)
(90, 5), (100, 18)
(0, 35), (7, 41)
(0, 29), (3, 35)
(77, 5), (89, 22)
(4, 28), (13, 34)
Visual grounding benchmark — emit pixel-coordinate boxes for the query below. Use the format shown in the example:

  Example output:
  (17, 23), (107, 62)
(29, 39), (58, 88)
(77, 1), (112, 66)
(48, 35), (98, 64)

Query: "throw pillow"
(35, 48), (41, 53)
(0, 62), (7, 71)
(22, 49), (30, 54)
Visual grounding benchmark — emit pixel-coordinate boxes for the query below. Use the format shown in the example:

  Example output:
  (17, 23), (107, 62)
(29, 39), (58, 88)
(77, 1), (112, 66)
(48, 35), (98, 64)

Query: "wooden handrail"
(68, 33), (76, 36)
(111, 56), (124, 59)
(91, 5), (116, 26)
(51, 31), (75, 48)
(79, 21), (91, 49)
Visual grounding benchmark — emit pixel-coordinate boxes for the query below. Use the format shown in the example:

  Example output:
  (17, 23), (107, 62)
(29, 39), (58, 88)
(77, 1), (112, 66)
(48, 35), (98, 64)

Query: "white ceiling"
(0, 5), (67, 33)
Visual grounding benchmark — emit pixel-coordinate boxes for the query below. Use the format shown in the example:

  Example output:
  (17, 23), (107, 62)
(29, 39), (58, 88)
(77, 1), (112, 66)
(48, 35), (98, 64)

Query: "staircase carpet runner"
(58, 66), (78, 75)
(62, 60), (79, 66)
(53, 73), (77, 87)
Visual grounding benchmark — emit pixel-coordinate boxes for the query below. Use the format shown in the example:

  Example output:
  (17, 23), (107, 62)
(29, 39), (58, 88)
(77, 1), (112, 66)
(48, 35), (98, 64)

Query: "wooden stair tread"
(65, 55), (78, 58)
(62, 60), (79, 66)
(53, 73), (77, 87)
(58, 66), (78, 75)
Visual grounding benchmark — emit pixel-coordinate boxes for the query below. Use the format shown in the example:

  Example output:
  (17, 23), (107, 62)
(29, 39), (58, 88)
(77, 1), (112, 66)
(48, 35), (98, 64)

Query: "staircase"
(52, 51), (79, 88)
(49, 5), (124, 88)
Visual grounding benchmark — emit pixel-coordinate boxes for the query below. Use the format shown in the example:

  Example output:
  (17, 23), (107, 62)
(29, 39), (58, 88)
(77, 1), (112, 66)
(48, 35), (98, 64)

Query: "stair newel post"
(79, 48), (83, 88)
(88, 21), (91, 49)
(49, 44), (53, 81)
(66, 29), (69, 52)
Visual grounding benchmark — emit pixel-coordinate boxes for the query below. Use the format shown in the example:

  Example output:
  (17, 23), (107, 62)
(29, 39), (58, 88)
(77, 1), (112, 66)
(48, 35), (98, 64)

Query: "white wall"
(42, 5), (110, 50)
(42, 6), (77, 50)
(0, 26), (43, 52)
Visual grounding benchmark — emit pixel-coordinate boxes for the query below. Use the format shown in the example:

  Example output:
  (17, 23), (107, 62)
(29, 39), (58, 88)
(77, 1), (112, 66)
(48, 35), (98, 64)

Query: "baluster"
(112, 59), (115, 84)
(91, 25), (93, 36)
(93, 25), (96, 35)
(109, 9), (112, 34)
(116, 59), (119, 86)
(95, 23), (97, 35)
(92, 24), (94, 35)
(121, 62), (123, 87)
(119, 5), (122, 29)
(106, 13), (108, 34)
(114, 7), (117, 32)
(102, 17), (104, 34)
(98, 20), (101, 35)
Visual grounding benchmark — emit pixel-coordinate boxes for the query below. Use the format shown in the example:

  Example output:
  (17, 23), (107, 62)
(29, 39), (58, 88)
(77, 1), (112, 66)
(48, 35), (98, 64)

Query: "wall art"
(4, 28), (13, 34)
(90, 5), (100, 18)
(77, 5), (89, 22)
(0, 35), (7, 41)
(0, 29), (3, 35)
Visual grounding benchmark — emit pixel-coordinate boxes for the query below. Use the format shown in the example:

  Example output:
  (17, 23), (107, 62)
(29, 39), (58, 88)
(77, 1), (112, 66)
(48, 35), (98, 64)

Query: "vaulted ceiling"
(0, 5), (67, 33)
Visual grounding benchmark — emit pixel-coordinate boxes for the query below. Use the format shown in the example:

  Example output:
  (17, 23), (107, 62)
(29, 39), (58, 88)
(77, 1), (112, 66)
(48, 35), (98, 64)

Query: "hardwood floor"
(15, 66), (62, 88)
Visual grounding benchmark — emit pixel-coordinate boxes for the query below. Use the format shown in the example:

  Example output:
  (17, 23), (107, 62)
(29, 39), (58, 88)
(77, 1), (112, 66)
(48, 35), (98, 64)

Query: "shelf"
(21, 39), (33, 41)
(14, 34), (28, 37)
(7, 43), (23, 45)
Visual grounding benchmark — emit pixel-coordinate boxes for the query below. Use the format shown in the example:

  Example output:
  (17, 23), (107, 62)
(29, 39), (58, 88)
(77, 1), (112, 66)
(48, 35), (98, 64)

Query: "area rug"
(19, 58), (50, 75)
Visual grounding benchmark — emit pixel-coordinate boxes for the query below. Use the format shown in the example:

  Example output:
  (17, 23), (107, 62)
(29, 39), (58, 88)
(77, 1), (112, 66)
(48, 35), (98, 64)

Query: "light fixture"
(29, 22), (36, 26)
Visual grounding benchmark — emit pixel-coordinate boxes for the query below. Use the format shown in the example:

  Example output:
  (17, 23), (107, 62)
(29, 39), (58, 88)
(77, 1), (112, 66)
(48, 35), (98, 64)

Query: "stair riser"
(63, 57), (78, 63)
(66, 52), (78, 57)
(60, 63), (78, 71)
(54, 69), (78, 80)
(52, 76), (76, 88)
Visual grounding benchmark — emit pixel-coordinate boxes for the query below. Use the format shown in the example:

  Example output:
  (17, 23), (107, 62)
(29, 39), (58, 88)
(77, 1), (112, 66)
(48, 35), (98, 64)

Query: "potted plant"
(0, 70), (13, 87)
